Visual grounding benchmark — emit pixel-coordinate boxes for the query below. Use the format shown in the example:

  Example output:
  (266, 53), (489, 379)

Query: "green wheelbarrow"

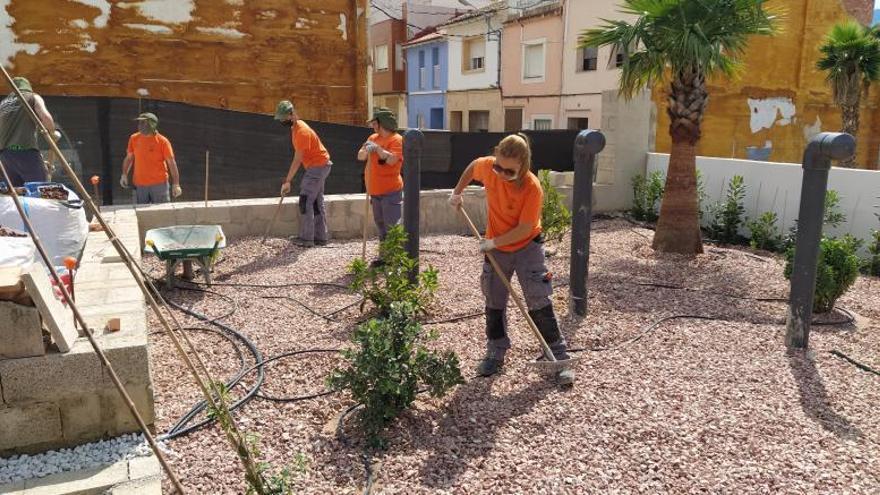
(144, 225), (226, 287)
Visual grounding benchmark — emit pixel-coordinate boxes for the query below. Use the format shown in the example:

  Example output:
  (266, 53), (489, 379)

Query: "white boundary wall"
(647, 153), (880, 245)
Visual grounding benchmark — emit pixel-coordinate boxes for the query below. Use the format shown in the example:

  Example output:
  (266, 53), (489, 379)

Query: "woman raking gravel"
(448, 134), (575, 385)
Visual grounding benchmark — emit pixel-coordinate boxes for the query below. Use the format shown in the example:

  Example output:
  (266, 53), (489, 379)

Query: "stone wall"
(0, 209), (153, 455)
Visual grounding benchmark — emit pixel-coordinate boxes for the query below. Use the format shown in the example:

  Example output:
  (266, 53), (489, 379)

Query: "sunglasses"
(492, 161), (518, 178)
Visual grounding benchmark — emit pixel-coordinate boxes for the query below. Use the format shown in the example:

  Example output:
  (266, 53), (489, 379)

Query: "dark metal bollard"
(569, 130), (606, 317)
(785, 132), (855, 349)
(403, 129), (424, 282)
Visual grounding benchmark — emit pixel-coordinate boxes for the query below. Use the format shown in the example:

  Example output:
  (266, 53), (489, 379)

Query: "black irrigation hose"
(829, 350), (880, 377)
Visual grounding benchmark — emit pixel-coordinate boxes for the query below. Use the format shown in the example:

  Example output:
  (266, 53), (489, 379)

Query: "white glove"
(120, 175), (129, 189)
(448, 193), (463, 208)
(172, 184), (182, 198)
(51, 130), (62, 142)
(364, 141), (379, 153)
(479, 238), (496, 253)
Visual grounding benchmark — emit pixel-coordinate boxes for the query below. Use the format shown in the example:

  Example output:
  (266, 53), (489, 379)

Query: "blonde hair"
(495, 133), (532, 185)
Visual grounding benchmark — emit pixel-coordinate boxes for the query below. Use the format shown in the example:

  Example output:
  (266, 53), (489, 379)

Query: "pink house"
(500, 1), (564, 131)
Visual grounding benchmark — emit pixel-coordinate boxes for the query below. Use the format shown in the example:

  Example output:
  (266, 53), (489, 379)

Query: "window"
(468, 111), (490, 132)
(577, 46), (598, 72)
(374, 44), (389, 71)
(395, 44), (404, 71)
(417, 113), (425, 129)
(430, 108), (444, 130)
(418, 50), (426, 89)
(505, 108), (523, 132)
(450, 111), (463, 132)
(462, 36), (486, 72)
(533, 118), (552, 130)
(567, 117), (589, 130)
(523, 41), (545, 80)
(615, 52), (625, 68)
(432, 46), (440, 89)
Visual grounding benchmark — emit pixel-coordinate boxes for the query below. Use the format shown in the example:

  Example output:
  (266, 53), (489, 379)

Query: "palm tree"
(817, 21), (880, 168)
(579, 0), (779, 254)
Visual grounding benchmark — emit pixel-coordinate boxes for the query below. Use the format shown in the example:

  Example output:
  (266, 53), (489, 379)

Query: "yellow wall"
(653, 0), (880, 169)
(1, 0), (368, 124)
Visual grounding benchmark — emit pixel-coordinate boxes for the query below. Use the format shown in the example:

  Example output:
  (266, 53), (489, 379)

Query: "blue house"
(403, 32), (447, 130)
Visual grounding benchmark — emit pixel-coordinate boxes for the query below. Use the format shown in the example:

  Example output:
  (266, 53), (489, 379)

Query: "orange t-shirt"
(472, 156), (543, 253)
(127, 133), (174, 187)
(365, 132), (404, 196)
(292, 120), (331, 168)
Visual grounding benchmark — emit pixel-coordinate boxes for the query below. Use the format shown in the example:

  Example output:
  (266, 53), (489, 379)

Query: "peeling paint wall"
(653, 0), (880, 169)
(0, 0), (368, 124)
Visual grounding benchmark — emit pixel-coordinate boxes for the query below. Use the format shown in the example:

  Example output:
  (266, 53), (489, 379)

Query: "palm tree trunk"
(652, 68), (705, 255)
(840, 101), (860, 168)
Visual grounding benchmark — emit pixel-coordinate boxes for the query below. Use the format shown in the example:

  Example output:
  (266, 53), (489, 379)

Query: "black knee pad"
(486, 308), (506, 341)
(528, 305), (561, 344)
(299, 195), (307, 214)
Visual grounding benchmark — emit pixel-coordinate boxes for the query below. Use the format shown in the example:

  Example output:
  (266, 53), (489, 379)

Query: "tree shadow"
(213, 242), (305, 281)
(787, 348), (862, 440)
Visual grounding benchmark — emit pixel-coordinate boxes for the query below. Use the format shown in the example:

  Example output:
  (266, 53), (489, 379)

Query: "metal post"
(403, 129), (424, 282)
(569, 130), (606, 317)
(785, 132), (855, 349)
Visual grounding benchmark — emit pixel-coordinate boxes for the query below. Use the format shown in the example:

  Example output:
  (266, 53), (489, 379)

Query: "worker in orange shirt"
(448, 134), (574, 385)
(119, 113), (181, 204)
(276, 100), (332, 247)
(357, 107), (403, 263)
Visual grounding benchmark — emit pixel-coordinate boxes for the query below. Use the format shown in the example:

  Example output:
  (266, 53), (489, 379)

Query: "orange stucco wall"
(653, 0), (880, 169)
(1, 0), (368, 124)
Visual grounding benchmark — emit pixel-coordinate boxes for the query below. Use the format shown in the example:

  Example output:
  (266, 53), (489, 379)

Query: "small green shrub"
(696, 169), (707, 220)
(349, 225), (438, 315)
(631, 170), (664, 222)
(327, 302), (464, 449)
(746, 211), (783, 251)
(864, 229), (880, 276)
(538, 169), (572, 243)
(706, 175), (747, 244)
(784, 235), (861, 313)
(782, 190), (847, 251)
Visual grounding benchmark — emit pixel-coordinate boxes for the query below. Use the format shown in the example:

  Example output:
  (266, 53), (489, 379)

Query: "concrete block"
(0, 403), (61, 451)
(194, 206), (231, 224)
(58, 393), (105, 443)
(101, 383), (155, 435)
(0, 479), (25, 493)
(22, 268), (77, 353)
(0, 301), (45, 359)
(102, 336), (151, 386)
(23, 459), (129, 494)
(127, 455), (161, 480)
(0, 347), (103, 403)
(109, 476), (162, 495)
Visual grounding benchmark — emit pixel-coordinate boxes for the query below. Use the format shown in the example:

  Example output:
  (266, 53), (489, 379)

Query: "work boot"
(557, 367), (575, 386)
(369, 258), (385, 268)
(476, 346), (506, 377)
(290, 237), (314, 248)
(315, 239), (328, 247)
(529, 305), (575, 385)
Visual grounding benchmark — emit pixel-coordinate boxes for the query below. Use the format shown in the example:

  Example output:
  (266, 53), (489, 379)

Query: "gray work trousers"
(481, 239), (563, 354)
(298, 163), (331, 242)
(134, 183), (170, 204)
(371, 189), (402, 241)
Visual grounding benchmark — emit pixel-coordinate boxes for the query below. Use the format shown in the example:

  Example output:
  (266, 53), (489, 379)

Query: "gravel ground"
(144, 219), (880, 494)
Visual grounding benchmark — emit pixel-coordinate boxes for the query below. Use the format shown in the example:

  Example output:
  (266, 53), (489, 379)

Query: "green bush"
(782, 190), (847, 251)
(631, 170), (665, 222)
(706, 175), (747, 244)
(746, 211), (782, 251)
(538, 169), (572, 243)
(784, 235), (861, 313)
(865, 229), (880, 276)
(349, 225), (438, 315)
(327, 302), (464, 448)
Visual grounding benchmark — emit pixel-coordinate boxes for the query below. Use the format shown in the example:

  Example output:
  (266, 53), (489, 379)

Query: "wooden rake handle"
(457, 206), (556, 362)
(262, 192), (286, 244)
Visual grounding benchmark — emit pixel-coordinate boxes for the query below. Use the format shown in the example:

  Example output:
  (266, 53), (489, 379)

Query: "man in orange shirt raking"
(119, 112), (182, 204)
(356, 107), (403, 265)
(275, 100), (332, 247)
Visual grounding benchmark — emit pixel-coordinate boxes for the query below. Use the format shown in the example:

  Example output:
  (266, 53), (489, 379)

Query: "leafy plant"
(327, 302), (464, 449)
(630, 170), (665, 222)
(784, 235), (861, 313)
(349, 225), (438, 315)
(782, 190), (848, 251)
(696, 169), (707, 220)
(746, 211), (782, 251)
(706, 175), (746, 244)
(865, 229), (880, 276)
(538, 169), (572, 243)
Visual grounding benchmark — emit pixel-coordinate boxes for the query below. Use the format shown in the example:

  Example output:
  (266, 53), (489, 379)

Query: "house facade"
(371, 18), (409, 125)
(404, 32), (448, 129)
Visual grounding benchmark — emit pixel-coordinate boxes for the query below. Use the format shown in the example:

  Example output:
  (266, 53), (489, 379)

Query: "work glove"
(364, 141), (379, 154)
(448, 193), (463, 208)
(51, 130), (62, 142)
(479, 238), (496, 253)
(280, 181), (291, 195)
(172, 184), (182, 198)
(119, 175), (129, 189)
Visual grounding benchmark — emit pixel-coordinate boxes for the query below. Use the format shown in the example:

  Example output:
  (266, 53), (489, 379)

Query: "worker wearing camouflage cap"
(0, 77), (59, 186)
(357, 107), (403, 265)
(120, 112), (182, 204)
(275, 100), (332, 247)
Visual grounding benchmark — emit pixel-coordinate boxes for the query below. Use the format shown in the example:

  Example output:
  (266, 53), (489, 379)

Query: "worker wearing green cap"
(120, 112), (182, 204)
(0, 77), (59, 186)
(357, 107), (403, 264)
(275, 99), (333, 247)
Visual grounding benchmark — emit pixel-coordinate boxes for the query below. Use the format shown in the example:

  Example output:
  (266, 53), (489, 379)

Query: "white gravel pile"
(0, 433), (163, 485)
